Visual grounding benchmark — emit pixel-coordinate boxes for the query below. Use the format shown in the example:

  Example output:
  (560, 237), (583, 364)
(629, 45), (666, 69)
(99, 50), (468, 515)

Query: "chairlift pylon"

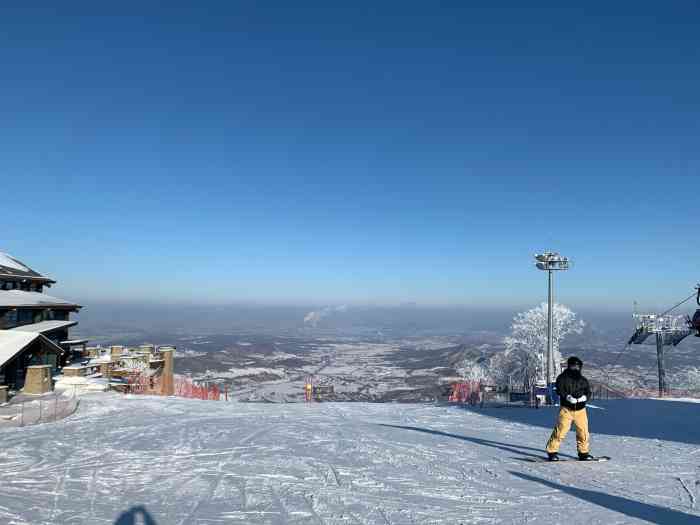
(688, 284), (700, 337)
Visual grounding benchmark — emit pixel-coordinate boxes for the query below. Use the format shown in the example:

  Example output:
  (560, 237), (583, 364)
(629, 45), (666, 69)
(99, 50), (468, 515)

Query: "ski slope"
(1, 395), (699, 524)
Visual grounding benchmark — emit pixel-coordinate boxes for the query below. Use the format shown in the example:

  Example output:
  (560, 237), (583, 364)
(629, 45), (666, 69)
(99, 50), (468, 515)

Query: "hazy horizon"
(70, 299), (653, 339)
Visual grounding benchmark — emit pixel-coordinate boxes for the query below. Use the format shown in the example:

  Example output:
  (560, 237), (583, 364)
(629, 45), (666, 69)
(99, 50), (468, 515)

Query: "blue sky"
(1, 2), (698, 310)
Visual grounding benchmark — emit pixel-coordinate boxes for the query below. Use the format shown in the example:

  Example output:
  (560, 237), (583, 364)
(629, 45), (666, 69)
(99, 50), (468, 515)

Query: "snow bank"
(54, 376), (109, 394)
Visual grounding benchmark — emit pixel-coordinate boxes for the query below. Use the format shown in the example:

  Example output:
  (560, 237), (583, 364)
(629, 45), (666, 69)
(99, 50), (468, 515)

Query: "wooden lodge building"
(0, 252), (83, 391)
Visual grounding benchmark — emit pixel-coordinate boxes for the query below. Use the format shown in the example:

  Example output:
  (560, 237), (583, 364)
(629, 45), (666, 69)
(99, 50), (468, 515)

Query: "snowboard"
(524, 455), (611, 463)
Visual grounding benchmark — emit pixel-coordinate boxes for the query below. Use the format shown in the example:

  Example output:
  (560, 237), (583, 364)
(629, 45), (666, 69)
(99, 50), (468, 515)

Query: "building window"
(52, 310), (68, 321)
(2, 310), (18, 328)
(17, 310), (34, 325)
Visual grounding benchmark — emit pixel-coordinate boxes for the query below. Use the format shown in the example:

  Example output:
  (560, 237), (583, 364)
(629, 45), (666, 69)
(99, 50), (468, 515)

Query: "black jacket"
(555, 369), (591, 410)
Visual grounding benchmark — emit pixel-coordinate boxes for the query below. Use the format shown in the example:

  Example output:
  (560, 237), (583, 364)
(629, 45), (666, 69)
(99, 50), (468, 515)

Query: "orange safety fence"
(127, 371), (160, 395)
(127, 373), (227, 400)
(173, 375), (222, 400)
(448, 381), (482, 404)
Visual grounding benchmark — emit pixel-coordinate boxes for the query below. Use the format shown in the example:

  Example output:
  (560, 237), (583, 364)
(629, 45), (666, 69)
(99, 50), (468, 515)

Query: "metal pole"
(547, 269), (554, 389)
(656, 333), (666, 397)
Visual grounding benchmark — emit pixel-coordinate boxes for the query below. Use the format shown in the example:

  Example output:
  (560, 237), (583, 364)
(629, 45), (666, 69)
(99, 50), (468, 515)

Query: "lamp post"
(534, 252), (570, 398)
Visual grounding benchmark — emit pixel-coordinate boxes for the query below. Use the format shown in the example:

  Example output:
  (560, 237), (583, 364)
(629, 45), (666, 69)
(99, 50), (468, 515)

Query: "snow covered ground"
(190, 340), (459, 403)
(1, 395), (699, 524)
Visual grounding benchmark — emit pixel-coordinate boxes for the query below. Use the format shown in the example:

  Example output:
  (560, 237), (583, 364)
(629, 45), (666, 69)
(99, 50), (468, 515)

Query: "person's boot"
(578, 452), (596, 461)
(547, 452), (559, 462)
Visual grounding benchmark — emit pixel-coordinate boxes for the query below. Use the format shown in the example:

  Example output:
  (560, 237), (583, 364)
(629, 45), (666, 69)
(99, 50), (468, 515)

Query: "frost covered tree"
(455, 358), (491, 383)
(670, 367), (700, 393)
(495, 303), (585, 390)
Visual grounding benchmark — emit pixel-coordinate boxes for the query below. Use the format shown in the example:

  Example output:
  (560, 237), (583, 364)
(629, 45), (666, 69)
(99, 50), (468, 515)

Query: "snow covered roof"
(10, 320), (78, 334)
(0, 332), (38, 366)
(0, 290), (81, 309)
(88, 356), (112, 364)
(63, 363), (89, 369)
(0, 252), (55, 283)
(60, 339), (88, 346)
(0, 331), (62, 368)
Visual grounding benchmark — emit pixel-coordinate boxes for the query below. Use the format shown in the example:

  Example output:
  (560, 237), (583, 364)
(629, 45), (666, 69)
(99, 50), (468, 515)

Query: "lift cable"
(660, 291), (697, 317)
(603, 342), (632, 387)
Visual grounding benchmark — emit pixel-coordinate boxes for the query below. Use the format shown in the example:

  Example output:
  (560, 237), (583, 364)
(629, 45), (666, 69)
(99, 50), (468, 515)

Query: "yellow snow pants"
(546, 407), (589, 454)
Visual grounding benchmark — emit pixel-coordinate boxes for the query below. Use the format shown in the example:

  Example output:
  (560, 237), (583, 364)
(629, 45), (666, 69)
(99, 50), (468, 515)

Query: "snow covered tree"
(495, 303), (585, 390)
(455, 358), (491, 383)
(670, 367), (700, 393)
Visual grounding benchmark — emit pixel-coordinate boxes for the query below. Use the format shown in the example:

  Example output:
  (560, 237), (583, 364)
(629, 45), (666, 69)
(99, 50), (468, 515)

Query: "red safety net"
(127, 372), (160, 395)
(173, 375), (222, 400)
(127, 373), (225, 400)
(448, 381), (482, 404)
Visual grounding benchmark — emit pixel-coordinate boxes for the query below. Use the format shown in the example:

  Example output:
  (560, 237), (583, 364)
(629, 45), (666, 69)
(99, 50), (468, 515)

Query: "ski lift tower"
(534, 252), (571, 396)
(628, 313), (692, 396)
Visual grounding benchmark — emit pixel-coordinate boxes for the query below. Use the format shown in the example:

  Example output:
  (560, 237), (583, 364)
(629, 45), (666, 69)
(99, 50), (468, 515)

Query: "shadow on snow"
(510, 471), (700, 524)
(378, 423), (577, 460)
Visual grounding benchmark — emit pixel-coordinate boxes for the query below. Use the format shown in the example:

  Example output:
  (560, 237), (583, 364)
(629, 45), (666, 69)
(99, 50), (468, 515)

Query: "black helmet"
(567, 356), (583, 368)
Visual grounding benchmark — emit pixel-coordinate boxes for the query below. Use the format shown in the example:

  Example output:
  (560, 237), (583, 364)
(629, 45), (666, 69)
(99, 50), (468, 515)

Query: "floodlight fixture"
(534, 252), (570, 271)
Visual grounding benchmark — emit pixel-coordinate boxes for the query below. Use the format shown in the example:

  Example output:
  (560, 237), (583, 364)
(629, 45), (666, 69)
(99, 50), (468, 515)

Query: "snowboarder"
(545, 356), (595, 461)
